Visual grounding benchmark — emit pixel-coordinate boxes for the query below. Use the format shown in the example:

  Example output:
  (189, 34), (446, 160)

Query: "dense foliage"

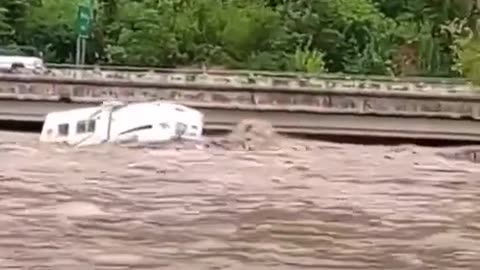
(1, 0), (480, 79)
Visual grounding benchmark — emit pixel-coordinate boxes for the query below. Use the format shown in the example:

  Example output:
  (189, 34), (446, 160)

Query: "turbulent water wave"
(0, 130), (479, 269)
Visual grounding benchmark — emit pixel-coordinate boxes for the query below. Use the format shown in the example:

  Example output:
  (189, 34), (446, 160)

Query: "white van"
(0, 55), (46, 73)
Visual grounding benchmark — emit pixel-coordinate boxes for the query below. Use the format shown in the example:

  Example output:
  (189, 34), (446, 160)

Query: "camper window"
(76, 120), (96, 134)
(58, 123), (69, 136)
(76, 121), (86, 133)
(87, 120), (95, 132)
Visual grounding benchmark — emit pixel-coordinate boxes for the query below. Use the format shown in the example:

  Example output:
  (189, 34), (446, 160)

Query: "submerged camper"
(40, 101), (204, 146)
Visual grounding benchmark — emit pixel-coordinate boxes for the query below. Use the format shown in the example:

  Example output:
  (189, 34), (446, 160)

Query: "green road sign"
(75, 5), (92, 38)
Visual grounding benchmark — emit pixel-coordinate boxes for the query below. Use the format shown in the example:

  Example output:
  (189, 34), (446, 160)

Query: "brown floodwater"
(0, 130), (479, 269)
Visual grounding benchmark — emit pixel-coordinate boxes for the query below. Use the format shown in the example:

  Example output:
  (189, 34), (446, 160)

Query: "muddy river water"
(0, 130), (479, 269)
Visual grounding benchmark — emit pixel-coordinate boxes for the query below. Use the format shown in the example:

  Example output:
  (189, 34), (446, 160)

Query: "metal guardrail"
(45, 63), (469, 85)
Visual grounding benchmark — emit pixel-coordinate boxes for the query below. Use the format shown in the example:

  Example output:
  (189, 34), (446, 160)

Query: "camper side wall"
(40, 111), (99, 145)
(40, 113), (70, 143)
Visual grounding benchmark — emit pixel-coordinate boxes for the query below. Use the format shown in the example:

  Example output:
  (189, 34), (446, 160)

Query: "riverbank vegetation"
(1, 0), (480, 80)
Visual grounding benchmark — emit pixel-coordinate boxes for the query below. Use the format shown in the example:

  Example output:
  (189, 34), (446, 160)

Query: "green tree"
(1, 0), (480, 80)
(21, 0), (84, 62)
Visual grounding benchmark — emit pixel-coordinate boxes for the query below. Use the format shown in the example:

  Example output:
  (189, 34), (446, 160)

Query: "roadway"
(1, 100), (480, 142)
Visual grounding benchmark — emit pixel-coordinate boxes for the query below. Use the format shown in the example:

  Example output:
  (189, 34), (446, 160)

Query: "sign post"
(75, 4), (92, 65)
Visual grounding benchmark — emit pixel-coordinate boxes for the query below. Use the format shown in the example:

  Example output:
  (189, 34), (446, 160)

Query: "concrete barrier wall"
(0, 74), (480, 120)
(36, 67), (477, 94)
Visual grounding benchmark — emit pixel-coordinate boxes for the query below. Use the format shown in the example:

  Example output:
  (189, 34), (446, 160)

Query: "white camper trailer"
(40, 101), (204, 146)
